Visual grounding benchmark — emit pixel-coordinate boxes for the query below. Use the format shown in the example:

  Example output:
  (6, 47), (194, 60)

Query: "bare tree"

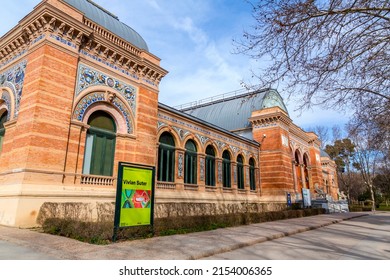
(331, 125), (343, 142)
(307, 125), (330, 149)
(348, 122), (384, 211)
(236, 0), (390, 112)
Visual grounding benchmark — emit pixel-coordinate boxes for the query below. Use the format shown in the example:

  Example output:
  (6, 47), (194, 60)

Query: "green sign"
(114, 162), (155, 228)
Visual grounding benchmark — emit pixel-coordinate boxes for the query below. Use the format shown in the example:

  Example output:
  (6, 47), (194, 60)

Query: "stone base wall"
(37, 201), (287, 225)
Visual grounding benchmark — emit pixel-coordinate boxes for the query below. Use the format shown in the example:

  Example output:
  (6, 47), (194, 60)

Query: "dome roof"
(180, 89), (289, 132)
(320, 149), (331, 158)
(63, 0), (149, 51)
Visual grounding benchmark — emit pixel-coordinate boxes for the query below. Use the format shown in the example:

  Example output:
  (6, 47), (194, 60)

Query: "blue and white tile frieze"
(50, 34), (77, 49)
(158, 113), (258, 156)
(0, 50), (27, 69)
(0, 60), (27, 118)
(80, 49), (159, 87)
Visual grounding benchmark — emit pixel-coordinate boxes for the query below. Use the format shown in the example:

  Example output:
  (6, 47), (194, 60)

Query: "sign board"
(114, 162), (155, 229)
(302, 188), (311, 208)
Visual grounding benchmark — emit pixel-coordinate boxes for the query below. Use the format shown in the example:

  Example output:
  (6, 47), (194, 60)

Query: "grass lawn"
(377, 203), (390, 211)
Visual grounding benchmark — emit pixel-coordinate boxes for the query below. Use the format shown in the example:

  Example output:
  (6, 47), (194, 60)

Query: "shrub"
(41, 208), (326, 244)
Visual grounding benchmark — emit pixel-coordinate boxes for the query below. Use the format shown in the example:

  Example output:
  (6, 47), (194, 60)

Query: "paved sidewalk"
(0, 212), (368, 260)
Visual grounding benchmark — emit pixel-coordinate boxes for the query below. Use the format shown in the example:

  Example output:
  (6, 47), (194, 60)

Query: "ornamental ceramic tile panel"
(178, 152), (184, 178)
(200, 157), (205, 181)
(0, 60), (27, 118)
(218, 161), (222, 183)
(73, 92), (134, 134)
(76, 63), (137, 114)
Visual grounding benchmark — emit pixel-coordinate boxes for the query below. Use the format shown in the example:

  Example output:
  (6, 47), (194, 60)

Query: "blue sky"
(0, 0), (350, 130)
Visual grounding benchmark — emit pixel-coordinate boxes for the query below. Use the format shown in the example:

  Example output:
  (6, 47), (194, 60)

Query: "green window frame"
(205, 145), (215, 186)
(158, 132), (175, 182)
(222, 150), (231, 188)
(237, 155), (244, 189)
(83, 111), (116, 177)
(249, 158), (256, 191)
(0, 111), (7, 155)
(184, 140), (197, 184)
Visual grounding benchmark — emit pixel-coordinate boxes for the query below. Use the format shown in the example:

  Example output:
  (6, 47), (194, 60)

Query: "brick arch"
(203, 140), (218, 156)
(81, 102), (129, 134)
(157, 127), (180, 148)
(73, 89), (134, 134)
(303, 152), (311, 166)
(0, 88), (15, 121)
(236, 153), (246, 164)
(182, 134), (201, 152)
(221, 148), (233, 160)
(294, 148), (303, 164)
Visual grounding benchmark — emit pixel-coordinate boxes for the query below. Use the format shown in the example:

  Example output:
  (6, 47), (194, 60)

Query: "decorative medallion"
(157, 121), (166, 129)
(172, 126), (190, 140)
(196, 134), (209, 146)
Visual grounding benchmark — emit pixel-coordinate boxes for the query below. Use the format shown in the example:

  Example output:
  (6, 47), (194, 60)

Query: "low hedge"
(41, 208), (326, 244)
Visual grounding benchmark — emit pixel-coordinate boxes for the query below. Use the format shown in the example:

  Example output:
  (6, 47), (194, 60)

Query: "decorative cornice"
(0, 3), (168, 87)
(249, 110), (292, 129)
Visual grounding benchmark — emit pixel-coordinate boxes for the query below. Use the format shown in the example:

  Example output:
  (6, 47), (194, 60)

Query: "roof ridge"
(86, 0), (119, 20)
(176, 88), (270, 111)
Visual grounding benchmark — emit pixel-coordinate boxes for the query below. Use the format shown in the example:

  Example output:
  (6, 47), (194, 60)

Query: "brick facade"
(0, 0), (339, 227)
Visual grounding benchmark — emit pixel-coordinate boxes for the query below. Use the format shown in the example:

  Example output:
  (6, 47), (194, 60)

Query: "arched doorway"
(82, 111), (116, 176)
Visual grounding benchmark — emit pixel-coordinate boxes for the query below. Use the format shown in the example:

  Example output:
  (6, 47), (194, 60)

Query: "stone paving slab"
(0, 212), (368, 260)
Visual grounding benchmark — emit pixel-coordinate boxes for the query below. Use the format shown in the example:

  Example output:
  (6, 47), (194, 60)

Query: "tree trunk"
(368, 184), (376, 211)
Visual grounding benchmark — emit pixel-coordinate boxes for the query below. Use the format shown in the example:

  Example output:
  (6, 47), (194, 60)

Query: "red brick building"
(0, 0), (338, 227)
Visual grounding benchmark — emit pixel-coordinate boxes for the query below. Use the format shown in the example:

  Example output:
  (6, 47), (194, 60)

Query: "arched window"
(184, 140), (197, 184)
(237, 155), (244, 189)
(83, 111), (116, 176)
(0, 111), (7, 154)
(205, 145), (215, 186)
(158, 132), (175, 182)
(222, 150), (231, 188)
(249, 158), (256, 191)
